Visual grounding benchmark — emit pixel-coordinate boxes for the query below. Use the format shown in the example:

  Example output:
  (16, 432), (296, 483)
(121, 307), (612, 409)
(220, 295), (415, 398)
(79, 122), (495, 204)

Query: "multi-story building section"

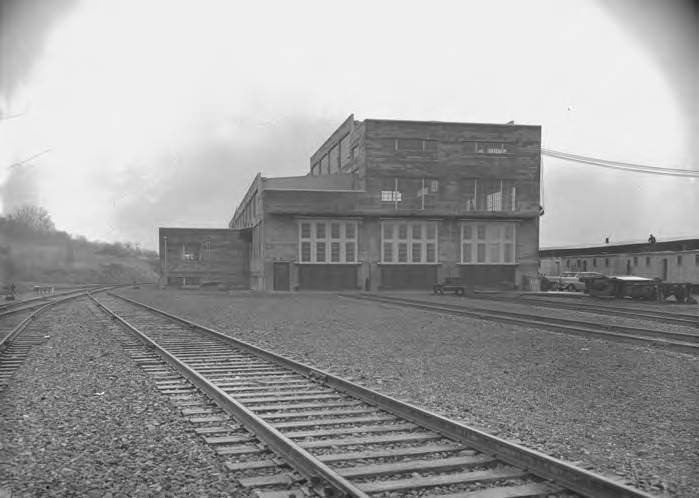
(230, 115), (542, 291)
(158, 228), (249, 288)
(539, 237), (699, 285)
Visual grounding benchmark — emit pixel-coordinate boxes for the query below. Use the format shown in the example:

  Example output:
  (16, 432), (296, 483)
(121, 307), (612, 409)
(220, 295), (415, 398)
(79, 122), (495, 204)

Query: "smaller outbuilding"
(158, 228), (249, 289)
(539, 237), (699, 287)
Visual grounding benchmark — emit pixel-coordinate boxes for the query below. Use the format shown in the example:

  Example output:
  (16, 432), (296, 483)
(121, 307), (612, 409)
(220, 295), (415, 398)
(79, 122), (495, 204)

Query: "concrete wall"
(158, 228), (249, 288)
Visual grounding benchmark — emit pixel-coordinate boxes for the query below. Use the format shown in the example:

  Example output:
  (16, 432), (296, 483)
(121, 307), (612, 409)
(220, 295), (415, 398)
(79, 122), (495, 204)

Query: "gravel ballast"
(117, 288), (699, 497)
(0, 298), (250, 497)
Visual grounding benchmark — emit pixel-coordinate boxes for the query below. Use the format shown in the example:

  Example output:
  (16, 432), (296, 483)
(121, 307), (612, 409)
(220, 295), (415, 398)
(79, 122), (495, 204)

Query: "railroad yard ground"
(0, 299), (252, 498)
(111, 287), (699, 497)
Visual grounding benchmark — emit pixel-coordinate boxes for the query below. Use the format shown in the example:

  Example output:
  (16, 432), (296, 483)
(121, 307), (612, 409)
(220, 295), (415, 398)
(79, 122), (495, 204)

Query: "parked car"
(543, 271), (605, 292)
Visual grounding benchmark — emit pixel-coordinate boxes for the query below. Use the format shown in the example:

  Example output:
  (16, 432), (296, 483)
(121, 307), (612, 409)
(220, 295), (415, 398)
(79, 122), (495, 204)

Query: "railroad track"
(486, 294), (698, 328)
(91, 291), (654, 498)
(344, 294), (699, 355)
(0, 287), (115, 390)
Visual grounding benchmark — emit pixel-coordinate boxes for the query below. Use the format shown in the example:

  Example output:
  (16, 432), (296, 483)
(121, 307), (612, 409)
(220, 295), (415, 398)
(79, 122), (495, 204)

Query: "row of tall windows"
(378, 177), (519, 212)
(460, 223), (515, 264)
(381, 221), (438, 264)
(299, 221), (358, 263)
(297, 220), (517, 265)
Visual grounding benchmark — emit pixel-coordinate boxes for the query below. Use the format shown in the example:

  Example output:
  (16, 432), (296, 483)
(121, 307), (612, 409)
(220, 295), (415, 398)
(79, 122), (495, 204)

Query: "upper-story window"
(298, 220), (358, 264)
(392, 138), (438, 153)
(329, 144), (340, 174)
(475, 142), (508, 154)
(461, 222), (516, 264)
(320, 155), (329, 175)
(381, 221), (438, 264)
(182, 243), (202, 261)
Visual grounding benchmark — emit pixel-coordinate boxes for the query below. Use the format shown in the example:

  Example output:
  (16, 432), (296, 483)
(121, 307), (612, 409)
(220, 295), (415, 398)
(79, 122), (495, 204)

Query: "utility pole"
(163, 235), (168, 287)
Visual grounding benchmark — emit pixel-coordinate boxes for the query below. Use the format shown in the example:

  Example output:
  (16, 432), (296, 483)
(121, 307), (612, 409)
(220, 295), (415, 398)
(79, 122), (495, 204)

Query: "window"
(566, 260), (571, 268)
(320, 154), (329, 175)
(633, 256), (638, 266)
(475, 142), (508, 154)
(329, 144), (340, 173)
(381, 190), (402, 202)
(298, 220), (358, 264)
(460, 222), (516, 264)
(182, 243), (201, 261)
(646, 256), (651, 266)
(677, 255), (682, 266)
(351, 146), (359, 159)
(696, 254), (699, 266)
(593, 258), (597, 267)
(339, 134), (351, 168)
(396, 138), (422, 151)
(605, 258), (609, 267)
(381, 221), (438, 264)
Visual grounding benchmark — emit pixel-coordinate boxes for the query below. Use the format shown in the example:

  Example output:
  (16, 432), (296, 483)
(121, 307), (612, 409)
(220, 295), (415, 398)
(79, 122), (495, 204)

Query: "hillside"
(0, 217), (159, 287)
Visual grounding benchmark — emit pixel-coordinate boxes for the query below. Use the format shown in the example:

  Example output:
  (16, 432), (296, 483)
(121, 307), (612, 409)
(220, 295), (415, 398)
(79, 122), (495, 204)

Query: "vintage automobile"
(543, 271), (605, 292)
(433, 277), (468, 296)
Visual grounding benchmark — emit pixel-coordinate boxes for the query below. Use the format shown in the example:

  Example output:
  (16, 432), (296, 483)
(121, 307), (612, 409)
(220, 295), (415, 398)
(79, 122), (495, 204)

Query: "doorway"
(273, 262), (290, 290)
(662, 258), (668, 281)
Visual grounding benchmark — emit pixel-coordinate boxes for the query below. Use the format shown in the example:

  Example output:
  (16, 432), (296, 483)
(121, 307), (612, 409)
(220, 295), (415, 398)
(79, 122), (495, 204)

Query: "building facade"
(158, 228), (249, 288)
(230, 115), (542, 291)
(539, 238), (699, 285)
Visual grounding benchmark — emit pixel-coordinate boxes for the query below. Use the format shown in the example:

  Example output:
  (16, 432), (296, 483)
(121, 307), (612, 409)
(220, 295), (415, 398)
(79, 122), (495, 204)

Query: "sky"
(0, 0), (697, 249)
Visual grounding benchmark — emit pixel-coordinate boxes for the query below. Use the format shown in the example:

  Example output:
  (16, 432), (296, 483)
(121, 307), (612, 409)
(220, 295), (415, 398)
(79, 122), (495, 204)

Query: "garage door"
(380, 265), (437, 290)
(459, 265), (516, 287)
(298, 265), (359, 290)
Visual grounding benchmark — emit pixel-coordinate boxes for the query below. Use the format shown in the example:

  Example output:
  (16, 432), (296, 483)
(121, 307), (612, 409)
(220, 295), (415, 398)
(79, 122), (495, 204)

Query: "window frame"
(380, 220), (439, 265)
(298, 219), (359, 264)
(460, 221), (517, 265)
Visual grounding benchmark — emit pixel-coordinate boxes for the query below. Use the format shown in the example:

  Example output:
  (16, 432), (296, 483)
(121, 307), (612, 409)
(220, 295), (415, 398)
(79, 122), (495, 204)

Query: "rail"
(95, 291), (656, 498)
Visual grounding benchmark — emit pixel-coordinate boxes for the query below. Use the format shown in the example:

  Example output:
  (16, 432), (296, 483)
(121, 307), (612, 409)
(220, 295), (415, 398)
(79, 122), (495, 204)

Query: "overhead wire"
(542, 149), (698, 177)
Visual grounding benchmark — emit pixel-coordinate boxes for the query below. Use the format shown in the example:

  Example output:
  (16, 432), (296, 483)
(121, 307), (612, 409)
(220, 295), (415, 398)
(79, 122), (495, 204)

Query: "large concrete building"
(229, 115), (542, 291)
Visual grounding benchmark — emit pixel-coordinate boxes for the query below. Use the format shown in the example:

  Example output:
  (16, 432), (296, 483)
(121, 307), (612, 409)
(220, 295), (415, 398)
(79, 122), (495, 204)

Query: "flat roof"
(363, 117), (541, 128)
(540, 237), (699, 257)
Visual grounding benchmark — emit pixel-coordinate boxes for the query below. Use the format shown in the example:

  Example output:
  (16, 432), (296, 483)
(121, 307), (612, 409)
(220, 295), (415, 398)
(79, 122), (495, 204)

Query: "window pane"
(462, 243), (472, 263)
(383, 242), (393, 262)
(301, 223), (311, 239)
(412, 223), (422, 240)
(426, 223), (436, 239)
(477, 225), (486, 240)
(345, 223), (356, 239)
(331, 242), (340, 262)
(412, 243), (422, 262)
(488, 243), (500, 263)
(426, 243), (436, 262)
(504, 224), (513, 241)
(301, 241), (311, 262)
(504, 243), (513, 263)
(316, 242), (326, 262)
(331, 223), (340, 239)
(398, 243), (408, 262)
(345, 242), (355, 262)
(316, 223), (326, 239)
(398, 224), (408, 239)
(477, 243), (486, 263)
(383, 223), (393, 239)
(462, 224), (472, 240)
(396, 138), (422, 151)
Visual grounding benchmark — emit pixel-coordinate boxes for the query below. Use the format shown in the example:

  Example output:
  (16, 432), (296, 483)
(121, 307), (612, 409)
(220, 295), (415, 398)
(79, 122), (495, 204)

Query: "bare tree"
(8, 205), (55, 232)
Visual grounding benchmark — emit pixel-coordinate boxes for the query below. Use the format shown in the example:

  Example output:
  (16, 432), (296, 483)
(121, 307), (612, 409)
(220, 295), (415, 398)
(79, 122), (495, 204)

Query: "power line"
(6, 149), (52, 169)
(542, 149), (699, 178)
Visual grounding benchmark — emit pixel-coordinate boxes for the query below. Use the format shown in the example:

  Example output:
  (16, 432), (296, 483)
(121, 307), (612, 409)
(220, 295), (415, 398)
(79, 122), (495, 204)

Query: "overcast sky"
(0, 0), (697, 249)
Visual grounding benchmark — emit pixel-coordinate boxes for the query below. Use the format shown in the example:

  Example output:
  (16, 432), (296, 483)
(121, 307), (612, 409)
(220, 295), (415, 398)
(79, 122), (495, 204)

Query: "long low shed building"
(539, 238), (699, 285)
(230, 115), (543, 291)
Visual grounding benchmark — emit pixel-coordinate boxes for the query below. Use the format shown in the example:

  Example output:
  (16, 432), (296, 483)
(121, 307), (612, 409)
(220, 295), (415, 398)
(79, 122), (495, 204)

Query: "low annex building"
(539, 238), (699, 284)
(158, 228), (248, 288)
(230, 115), (542, 291)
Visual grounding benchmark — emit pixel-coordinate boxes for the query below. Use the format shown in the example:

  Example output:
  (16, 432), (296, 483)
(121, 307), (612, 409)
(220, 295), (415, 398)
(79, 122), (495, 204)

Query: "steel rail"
(344, 294), (699, 354)
(89, 294), (370, 498)
(493, 295), (699, 328)
(105, 291), (656, 498)
(0, 289), (105, 353)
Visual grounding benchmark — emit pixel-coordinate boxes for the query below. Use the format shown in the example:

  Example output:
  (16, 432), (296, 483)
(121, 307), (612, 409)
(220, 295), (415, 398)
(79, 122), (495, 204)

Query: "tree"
(8, 205), (55, 232)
